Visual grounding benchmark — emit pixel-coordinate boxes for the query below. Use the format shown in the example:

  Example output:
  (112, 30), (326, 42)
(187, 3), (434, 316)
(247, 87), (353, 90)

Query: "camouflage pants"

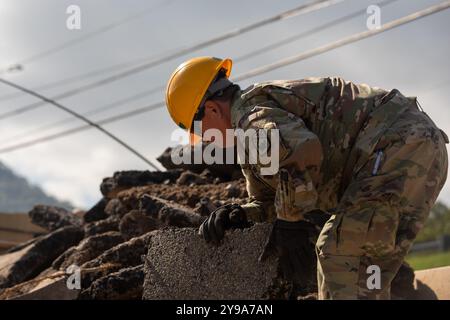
(316, 103), (448, 299)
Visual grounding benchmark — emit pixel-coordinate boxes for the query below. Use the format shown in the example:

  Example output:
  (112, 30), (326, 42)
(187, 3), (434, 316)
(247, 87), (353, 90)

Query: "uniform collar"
(230, 88), (243, 129)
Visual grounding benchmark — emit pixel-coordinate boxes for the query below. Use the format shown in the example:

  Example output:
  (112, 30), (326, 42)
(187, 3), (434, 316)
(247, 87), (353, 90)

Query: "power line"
(0, 101), (165, 154)
(0, 86), (164, 145)
(0, 78), (161, 171)
(1, 1), (448, 154)
(0, 46), (183, 103)
(0, 0), (363, 143)
(234, 0), (400, 63)
(0, 0), (175, 73)
(233, 1), (450, 81)
(0, 0), (396, 144)
(0, 0), (345, 121)
(0, 0), (348, 101)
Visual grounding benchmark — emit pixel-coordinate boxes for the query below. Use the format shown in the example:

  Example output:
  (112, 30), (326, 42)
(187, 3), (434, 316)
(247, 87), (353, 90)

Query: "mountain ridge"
(0, 161), (73, 213)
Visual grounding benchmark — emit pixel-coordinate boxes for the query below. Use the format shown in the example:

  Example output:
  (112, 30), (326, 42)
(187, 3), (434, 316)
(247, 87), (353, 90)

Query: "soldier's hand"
(259, 219), (317, 285)
(198, 203), (249, 244)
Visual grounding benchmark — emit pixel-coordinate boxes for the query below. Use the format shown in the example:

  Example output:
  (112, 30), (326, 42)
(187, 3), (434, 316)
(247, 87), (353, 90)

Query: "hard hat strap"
(205, 77), (232, 98)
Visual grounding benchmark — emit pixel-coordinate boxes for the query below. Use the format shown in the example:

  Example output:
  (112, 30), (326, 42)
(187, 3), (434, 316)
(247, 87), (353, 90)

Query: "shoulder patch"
(237, 106), (262, 128)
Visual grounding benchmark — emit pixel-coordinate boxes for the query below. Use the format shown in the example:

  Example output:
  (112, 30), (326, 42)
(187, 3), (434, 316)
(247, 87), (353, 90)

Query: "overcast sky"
(0, 0), (449, 209)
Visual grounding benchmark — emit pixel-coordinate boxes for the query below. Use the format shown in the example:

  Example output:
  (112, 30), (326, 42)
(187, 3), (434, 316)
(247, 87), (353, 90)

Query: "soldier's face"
(201, 100), (233, 147)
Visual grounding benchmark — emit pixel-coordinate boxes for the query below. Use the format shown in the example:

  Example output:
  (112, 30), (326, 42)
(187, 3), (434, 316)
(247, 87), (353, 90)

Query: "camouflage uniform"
(230, 77), (448, 299)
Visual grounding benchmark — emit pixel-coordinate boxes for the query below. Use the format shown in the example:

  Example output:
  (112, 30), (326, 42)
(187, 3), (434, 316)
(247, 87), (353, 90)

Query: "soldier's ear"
(204, 100), (223, 118)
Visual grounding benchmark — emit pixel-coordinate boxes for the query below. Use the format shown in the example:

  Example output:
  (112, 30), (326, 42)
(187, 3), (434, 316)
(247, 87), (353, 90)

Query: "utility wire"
(0, 0), (343, 102)
(0, 78), (161, 171)
(0, 101), (165, 154)
(1, 1), (448, 154)
(0, 0), (346, 121)
(233, 1), (450, 81)
(0, 86), (164, 145)
(235, 0), (399, 63)
(0, 0), (362, 143)
(0, 0), (395, 143)
(0, 47), (182, 103)
(0, 0), (175, 73)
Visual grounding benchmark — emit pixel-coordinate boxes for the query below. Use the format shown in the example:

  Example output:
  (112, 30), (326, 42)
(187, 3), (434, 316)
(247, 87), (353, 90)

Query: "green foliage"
(415, 201), (450, 243)
(406, 251), (450, 271)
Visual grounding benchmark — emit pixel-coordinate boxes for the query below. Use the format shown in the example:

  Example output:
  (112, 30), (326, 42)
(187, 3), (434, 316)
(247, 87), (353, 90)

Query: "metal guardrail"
(410, 235), (450, 253)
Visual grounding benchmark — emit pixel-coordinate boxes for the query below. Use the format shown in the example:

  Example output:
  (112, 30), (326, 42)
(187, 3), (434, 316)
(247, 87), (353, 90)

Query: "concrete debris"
(0, 145), (425, 300)
(82, 231), (154, 270)
(5, 237), (40, 255)
(28, 205), (82, 231)
(157, 145), (242, 181)
(142, 224), (278, 300)
(79, 231), (156, 290)
(225, 182), (242, 198)
(0, 226), (84, 289)
(176, 171), (208, 186)
(139, 194), (205, 228)
(115, 179), (248, 210)
(193, 197), (218, 217)
(119, 210), (160, 240)
(104, 198), (127, 217)
(12, 276), (78, 300)
(79, 265), (144, 300)
(0, 266), (53, 298)
(83, 198), (108, 223)
(84, 216), (120, 237)
(51, 231), (124, 270)
(100, 170), (182, 199)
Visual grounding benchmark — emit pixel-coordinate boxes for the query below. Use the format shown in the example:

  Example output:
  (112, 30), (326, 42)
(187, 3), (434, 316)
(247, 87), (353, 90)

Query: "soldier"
(164, 57), (448, 299)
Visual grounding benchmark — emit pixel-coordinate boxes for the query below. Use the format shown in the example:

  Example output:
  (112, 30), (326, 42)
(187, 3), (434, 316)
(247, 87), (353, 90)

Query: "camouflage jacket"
(230, 77), (416, 222)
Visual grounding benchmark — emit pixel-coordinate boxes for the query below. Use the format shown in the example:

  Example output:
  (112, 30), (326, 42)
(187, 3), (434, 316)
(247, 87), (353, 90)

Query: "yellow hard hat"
(165, 57), (232, 131)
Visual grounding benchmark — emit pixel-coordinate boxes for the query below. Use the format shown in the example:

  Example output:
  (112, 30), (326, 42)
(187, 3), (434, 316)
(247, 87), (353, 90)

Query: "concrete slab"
(13, 277), (80, 300)
(143, 223), (278, 300)
(414, 266), (450, 300)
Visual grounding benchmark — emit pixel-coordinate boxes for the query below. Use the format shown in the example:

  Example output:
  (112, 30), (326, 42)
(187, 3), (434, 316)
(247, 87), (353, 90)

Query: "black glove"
(259, 219), (317, 285)
(303, 209), (331, 229)
(198, 203), (249, 244)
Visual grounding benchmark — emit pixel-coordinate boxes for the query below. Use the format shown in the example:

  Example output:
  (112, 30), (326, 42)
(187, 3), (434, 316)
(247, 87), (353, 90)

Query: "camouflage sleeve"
(238, 104), (323, 222)
(240, 169), (277, 223)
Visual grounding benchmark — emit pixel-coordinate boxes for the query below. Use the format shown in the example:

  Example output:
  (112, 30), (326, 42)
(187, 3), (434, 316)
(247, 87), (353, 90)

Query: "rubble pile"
(0, 146), (420, 300)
